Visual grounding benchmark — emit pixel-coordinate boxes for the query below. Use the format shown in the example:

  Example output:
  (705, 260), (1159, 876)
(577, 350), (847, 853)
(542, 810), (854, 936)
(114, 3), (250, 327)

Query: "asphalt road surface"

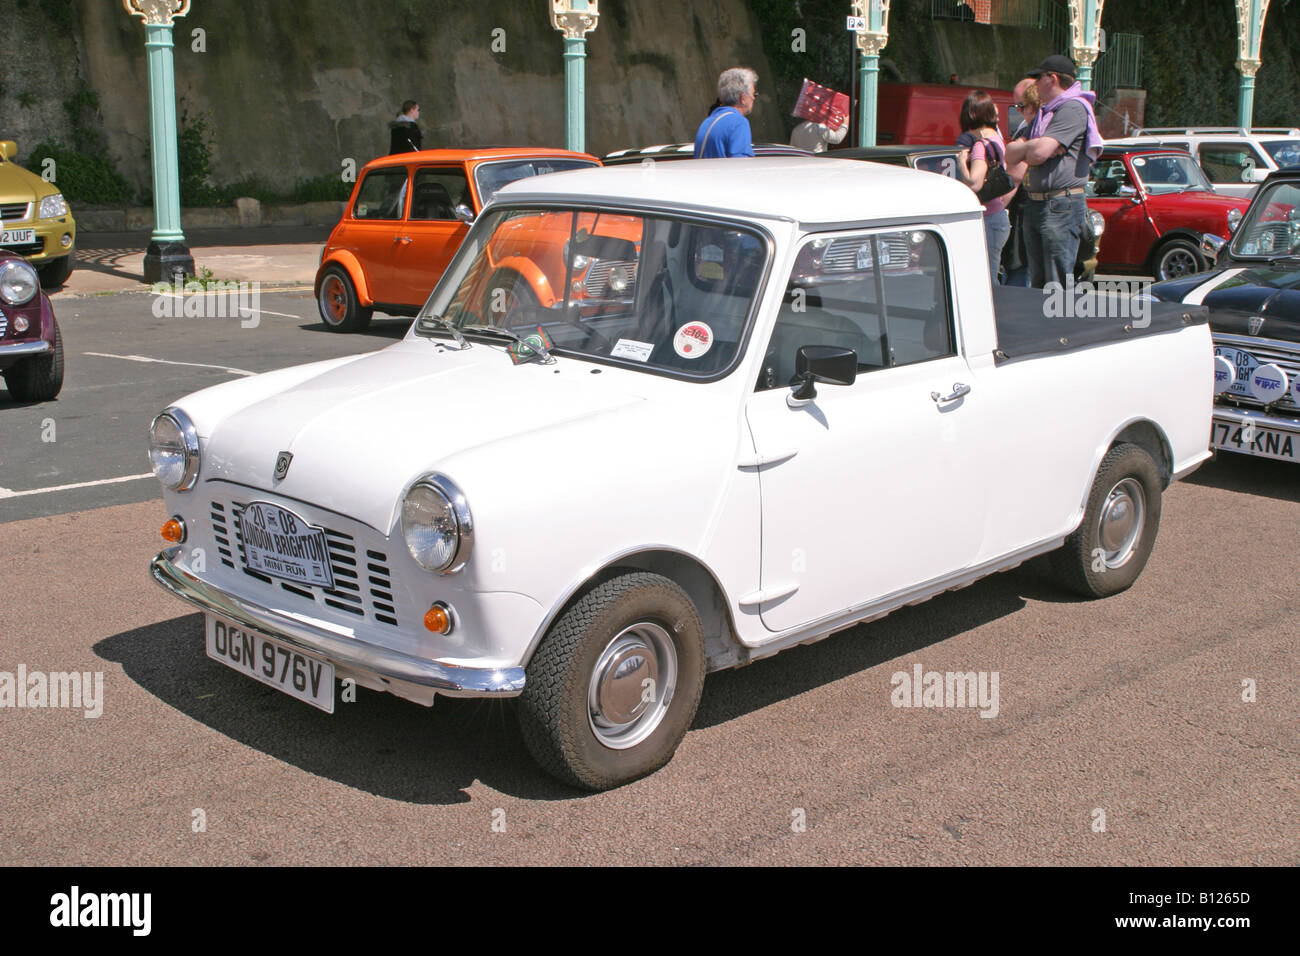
(1, 289), (1296, 865)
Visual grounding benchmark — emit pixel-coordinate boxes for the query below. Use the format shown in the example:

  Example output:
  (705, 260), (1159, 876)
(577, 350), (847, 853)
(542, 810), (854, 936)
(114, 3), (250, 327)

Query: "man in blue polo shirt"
(694, 68), (758, 158)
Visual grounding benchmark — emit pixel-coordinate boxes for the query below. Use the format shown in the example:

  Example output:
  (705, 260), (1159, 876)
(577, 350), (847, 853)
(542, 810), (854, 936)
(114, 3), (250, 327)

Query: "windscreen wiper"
(461, 324), (555, 364)
(419, 314), (468, 348)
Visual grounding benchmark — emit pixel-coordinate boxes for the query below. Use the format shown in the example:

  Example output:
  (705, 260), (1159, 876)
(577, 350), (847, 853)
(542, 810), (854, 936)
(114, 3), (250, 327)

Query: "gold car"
(0, 141), (76, 287)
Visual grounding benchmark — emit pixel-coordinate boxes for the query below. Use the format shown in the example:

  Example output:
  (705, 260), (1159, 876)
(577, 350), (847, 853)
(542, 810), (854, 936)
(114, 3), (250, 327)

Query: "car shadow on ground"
(1183, 453), (1299, 503)
(297, 320), (410, 339)
(97, 566), (1051, 803)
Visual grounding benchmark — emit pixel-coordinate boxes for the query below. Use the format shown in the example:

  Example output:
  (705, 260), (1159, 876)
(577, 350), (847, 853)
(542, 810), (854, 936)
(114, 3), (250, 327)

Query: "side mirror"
(787, 345), (857, 407)
(453, 204), (475, 224)
(1247, 167), (1269, 184)
(0, 141), (16, 161)
(1201, 233), (1226, 264)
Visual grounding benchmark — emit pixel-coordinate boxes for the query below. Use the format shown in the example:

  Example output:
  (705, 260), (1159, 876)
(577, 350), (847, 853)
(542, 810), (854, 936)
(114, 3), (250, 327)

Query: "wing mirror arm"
(786, 345), (858, 408)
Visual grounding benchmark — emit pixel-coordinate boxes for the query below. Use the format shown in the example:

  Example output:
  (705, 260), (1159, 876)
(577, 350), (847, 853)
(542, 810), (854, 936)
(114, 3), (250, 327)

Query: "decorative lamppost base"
(143, 240), (195, 284)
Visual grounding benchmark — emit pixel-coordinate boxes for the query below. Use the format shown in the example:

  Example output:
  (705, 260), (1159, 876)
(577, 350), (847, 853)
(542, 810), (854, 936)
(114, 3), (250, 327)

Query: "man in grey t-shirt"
(1004, 55), (1099, 289)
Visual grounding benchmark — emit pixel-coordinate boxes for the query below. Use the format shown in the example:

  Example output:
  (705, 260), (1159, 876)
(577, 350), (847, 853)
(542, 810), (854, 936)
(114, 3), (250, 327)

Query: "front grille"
(0, 202), (30, 222)
(0, 313), (7, 337)
(209, 499), (401, 628)
(583, 259), (637, 298)
(1214, 334), (1300, 412)
(821, 235), (911, 273)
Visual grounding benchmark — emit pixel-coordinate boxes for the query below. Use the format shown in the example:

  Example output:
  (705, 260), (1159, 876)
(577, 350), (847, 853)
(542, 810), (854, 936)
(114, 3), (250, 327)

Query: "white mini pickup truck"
(148, 158), (1213, 789)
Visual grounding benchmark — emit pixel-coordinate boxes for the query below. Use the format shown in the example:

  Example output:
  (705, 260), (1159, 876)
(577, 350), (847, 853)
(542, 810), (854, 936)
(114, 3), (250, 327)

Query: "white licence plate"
(0, 228), (35, 245)
(1211, 419), (1299, 462)
(235, 501), (335, 588)
(205, 615), (335, 713)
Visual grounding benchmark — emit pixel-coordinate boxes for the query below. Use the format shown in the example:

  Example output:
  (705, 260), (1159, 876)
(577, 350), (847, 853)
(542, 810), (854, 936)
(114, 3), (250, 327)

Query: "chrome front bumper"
(1213, 404), (1300, 435)
(150, 547), (526, 699)
(0, 340), (51, 359)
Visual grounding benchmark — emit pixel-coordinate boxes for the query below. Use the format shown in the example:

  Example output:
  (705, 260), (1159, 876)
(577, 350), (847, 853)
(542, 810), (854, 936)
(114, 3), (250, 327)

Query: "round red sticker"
(673, 322), (713, 359)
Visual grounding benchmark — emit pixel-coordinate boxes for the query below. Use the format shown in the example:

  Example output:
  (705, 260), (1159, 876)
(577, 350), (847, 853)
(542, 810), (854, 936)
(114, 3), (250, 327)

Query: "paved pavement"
(57, 226), (331, 297)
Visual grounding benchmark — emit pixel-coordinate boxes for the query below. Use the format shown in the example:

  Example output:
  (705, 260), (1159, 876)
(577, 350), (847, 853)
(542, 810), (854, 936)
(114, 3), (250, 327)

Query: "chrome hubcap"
(1097, 477), (1145, 569)
(587, 622), (677, 750)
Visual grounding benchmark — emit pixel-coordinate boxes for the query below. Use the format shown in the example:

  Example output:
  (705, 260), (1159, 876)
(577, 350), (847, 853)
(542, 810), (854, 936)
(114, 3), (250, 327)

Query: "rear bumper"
(150, 547), (527, 700)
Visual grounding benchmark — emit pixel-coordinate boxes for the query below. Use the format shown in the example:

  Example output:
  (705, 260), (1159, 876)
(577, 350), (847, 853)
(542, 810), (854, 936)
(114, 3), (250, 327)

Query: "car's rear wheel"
(317, 265), (372, 332)
(488, 270), (537, 323)
(4, 319), (64, 402)
(1050, 443), (1162, 598)
(38, 250), (75, 290)
(1153, 239), (1204, 281)
(517, 572), (706, 791)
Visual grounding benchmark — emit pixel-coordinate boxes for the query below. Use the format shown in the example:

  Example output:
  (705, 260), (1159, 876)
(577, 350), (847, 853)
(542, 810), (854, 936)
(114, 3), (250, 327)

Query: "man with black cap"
(1004, 54), (1103, 289)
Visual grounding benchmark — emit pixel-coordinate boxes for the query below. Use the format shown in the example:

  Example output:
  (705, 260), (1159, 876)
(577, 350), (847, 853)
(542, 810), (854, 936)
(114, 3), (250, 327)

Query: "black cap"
(1027, 54), (1077, 81)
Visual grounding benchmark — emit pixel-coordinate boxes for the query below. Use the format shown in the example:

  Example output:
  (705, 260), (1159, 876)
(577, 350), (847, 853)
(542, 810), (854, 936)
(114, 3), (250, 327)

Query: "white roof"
(493, 157), (982, 226)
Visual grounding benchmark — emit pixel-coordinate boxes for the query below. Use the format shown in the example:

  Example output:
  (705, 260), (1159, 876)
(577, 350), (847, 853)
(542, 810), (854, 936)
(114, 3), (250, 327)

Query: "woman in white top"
(790, 118), (849, 153)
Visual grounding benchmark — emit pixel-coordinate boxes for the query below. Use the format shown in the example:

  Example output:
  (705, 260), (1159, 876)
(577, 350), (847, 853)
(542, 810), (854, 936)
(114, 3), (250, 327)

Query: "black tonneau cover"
(991, 286), (1208, 364)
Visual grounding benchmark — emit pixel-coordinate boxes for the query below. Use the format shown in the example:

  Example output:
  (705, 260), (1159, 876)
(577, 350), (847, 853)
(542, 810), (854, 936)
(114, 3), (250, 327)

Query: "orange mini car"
(315, 148), (599, 331)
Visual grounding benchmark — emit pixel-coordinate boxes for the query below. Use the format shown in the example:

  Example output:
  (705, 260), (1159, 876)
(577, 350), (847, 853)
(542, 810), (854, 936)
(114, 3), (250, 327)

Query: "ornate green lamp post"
(1235, 0), (1270, 129)
(549, 0), (600, 154)
(1068, 0), (1105, 92)
(123, 0), (194, 282)
(852, 0), (890, 148)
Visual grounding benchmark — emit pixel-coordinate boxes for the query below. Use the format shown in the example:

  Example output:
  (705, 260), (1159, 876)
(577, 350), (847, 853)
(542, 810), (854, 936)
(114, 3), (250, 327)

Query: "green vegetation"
(25, 88), (134, 205)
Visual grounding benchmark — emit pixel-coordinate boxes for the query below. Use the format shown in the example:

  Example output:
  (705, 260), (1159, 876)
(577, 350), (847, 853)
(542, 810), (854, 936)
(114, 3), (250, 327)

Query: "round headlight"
(0, 259), (39, 306)
(148, 408), (200, 491)
(1088, 208), (1106, 238)
(1227, 208), (1242, 234)
(402, 475), (473, 573)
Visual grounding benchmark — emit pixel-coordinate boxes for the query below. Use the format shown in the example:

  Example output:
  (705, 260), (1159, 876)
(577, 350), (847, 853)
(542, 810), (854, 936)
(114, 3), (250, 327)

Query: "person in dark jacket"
(389, 101), (422, 154)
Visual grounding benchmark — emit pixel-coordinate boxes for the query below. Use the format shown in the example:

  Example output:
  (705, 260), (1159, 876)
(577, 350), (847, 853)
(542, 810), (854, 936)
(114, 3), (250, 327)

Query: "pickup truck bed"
(991, 287), (1209, 364)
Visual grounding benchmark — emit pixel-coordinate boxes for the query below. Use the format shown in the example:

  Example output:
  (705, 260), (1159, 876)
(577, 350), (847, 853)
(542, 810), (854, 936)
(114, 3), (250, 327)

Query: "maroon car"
(1088, 146), (1250, 280)
(1, 251), (63, 401)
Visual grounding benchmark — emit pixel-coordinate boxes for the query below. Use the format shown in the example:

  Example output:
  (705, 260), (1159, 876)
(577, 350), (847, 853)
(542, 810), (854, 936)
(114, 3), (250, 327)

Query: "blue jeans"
(984, 209), (1011, 285)
(1025, 194), (1085, 289)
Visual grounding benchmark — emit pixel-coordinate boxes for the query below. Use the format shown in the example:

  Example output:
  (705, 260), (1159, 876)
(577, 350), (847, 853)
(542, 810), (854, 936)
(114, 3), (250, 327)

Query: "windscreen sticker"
(611, 338), (655, 362)
(673, 322), (713, 359)
(508, 326), (555, 365)
(1132, 157), (1146, 167)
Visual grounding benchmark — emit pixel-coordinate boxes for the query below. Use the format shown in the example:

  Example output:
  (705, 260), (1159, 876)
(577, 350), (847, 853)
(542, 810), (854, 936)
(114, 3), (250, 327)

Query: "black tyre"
(316, 265), (373, 332)
(4, 319), (64, 402)
(488, 270), (536, 323)
(518, 572), (706, 791)
(1153, 238), (1204, 281)
(1050, 443), (1162, 598)
(38, 251), (75, 290)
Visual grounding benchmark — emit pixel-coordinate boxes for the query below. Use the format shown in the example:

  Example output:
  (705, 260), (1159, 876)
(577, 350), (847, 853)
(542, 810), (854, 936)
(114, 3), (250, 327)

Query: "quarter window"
(352, 168), (409, 220)
(758, 229), (955, 391)
(1199, 143), (1266, 185)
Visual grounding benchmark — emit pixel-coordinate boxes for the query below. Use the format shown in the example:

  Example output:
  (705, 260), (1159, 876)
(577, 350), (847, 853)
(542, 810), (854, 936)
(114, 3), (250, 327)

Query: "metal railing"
(930, 0), (1069, 53)
(1093, 33), (1143, 100)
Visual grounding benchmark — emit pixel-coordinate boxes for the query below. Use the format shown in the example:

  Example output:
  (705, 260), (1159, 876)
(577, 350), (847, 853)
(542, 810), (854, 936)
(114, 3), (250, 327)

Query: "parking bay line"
(0, 473), (156, 499)
(83, 352), (256, 376)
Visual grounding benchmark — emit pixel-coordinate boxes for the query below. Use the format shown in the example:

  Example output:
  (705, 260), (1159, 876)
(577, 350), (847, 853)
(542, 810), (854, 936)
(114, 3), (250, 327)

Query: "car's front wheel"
(38, 251), (75, 290)
(1153, 238), (1205, 281)
(517, 572), (706, 790)
(3, 319), (64, 402)
(1050, 443), (1162, 598)
(317, 265), (373, 333)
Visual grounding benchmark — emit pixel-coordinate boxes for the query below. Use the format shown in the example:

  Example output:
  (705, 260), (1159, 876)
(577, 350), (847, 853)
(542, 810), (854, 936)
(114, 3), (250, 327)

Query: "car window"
(352, 168), (409, 220)
(1129, 153), (1211, 194)
(1261, 140), (1300, 168)
(757, 229), (954, 391)
(1199, 142), (1265, 184)
(410, 167), (470, 221)
(1230, 181), (1300, 257)
(913, 154), (959, 179)
(473, 159), (599, 206)
(1087, 158), (1135, 197)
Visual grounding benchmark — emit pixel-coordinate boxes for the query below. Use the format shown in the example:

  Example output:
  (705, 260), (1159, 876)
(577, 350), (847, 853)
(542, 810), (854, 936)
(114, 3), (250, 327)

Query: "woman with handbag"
(955, 91), (1018, 284)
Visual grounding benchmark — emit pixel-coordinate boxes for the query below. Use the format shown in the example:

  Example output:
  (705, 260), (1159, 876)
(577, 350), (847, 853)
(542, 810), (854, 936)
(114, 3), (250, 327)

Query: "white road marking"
(83, 352), (255, 376)
(0, 473), (155, 499)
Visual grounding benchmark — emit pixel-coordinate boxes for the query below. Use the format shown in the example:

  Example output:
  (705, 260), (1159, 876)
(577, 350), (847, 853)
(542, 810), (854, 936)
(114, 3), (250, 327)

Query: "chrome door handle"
(931, 382), (971, 404)
(394, 236), (412, 244)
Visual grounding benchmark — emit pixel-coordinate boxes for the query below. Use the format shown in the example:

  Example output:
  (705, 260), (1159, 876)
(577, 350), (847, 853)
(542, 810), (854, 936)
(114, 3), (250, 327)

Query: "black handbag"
(974, 138), (1015, 204)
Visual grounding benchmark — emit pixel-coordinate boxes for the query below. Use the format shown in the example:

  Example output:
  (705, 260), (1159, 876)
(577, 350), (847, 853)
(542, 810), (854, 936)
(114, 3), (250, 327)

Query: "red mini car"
(0, 251), (63, 401)
(1088, 147), (1250, 280)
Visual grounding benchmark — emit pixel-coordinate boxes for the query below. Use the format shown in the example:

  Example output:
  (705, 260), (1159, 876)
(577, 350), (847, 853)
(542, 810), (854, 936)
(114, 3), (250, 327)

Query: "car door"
(1089, 157), (1155, 268)
(391, 165), (472, 307)
(744, 227), (987, 633)
(346, 165), (411, 304)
